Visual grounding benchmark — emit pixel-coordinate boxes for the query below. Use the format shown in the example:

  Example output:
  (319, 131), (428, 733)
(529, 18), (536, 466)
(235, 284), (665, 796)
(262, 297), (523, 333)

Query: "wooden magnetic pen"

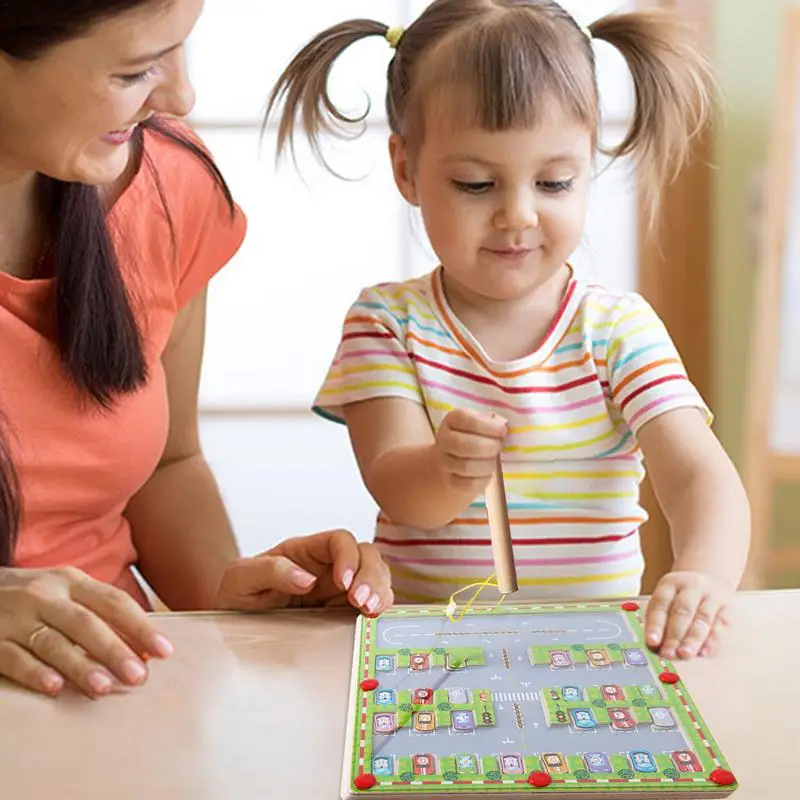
(485, 454), (518, 595)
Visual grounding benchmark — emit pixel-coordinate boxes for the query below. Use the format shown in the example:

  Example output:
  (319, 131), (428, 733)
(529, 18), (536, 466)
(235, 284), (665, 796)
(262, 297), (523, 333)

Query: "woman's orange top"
(2, 125), (246, 606)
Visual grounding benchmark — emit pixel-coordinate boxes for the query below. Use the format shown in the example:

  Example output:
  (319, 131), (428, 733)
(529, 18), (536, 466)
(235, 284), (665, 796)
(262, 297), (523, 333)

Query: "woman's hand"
(215, 529), (394, 615)
(0, 567), (172, 697)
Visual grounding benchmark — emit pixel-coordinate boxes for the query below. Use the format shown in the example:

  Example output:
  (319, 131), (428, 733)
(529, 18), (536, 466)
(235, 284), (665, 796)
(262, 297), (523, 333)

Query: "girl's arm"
(343, 398), (506, 530)
(637, 407), (750, 658)
(125, 289), (240, 610)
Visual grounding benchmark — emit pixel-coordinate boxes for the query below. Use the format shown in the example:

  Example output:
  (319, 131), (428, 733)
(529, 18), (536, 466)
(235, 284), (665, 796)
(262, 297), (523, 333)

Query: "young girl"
(265, 0), (750, 660)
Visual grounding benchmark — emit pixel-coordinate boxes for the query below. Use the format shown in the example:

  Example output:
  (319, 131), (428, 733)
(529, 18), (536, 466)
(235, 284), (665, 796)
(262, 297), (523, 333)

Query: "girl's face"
(0, 0), (204, 187)
(391, 98), (592, 305)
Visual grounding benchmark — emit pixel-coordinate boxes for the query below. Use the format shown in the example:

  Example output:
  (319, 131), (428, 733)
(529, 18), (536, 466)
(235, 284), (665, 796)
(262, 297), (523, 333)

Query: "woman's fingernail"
(151, 634), (173, 658)
(88, 671), (113, 694)
(646, 629), (660, 643)
(354, 585), (371, 606)
(41, 671), (63, 694)
(365, 593), (381, 614)
(122, 659), (147, 685)
(291, 569), (317, 589)
(341, 570), (354, 591)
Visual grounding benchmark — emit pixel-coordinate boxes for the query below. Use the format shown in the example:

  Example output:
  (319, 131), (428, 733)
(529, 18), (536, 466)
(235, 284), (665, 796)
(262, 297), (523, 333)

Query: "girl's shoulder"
(576, 280), (662, 333)
(347, 272), (438, 326)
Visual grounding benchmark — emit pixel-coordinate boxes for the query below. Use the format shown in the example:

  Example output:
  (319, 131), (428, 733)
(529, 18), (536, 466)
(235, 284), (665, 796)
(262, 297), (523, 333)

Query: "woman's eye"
(117, 66), (159, 85)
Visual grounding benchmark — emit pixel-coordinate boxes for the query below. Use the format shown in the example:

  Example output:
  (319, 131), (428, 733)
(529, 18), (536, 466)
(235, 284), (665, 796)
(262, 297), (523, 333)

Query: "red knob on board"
(354, 773), (377, 790)
(709, 769), (736, 786)
(528, 771), (552, 788)
(659, 671), (680, 684)
(360, 679), (379, 691)
(621, 601), (640, 611)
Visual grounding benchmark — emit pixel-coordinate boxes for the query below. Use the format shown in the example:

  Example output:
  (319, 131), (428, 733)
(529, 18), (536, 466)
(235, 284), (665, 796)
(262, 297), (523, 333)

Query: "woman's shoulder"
(133, 120), (231, 213)
(112, 120), (245, 308)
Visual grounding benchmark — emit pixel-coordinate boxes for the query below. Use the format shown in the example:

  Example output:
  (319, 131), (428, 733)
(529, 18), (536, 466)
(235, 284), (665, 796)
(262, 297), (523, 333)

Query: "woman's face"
(0, 0), (204, 186)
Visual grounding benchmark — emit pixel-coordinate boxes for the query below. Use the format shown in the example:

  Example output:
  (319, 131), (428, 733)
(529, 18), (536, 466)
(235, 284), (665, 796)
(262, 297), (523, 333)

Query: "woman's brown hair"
(265, 0), (715, 223)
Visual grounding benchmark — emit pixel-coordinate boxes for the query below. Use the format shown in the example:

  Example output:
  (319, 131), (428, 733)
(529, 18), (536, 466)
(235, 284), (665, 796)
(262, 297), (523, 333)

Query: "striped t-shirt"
(313, 267), (710, 604)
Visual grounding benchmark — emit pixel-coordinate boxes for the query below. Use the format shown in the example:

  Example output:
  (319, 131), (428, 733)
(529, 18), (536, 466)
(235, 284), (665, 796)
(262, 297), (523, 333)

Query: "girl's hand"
(215, 529), (394, 616)
(0, 567), (172, 698)
(434, 409), (507, 493)
(644, 571), (733, 659)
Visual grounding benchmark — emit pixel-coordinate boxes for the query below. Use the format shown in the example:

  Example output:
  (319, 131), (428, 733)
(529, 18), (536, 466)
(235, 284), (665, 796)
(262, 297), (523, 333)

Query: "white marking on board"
(381, 625), (419, 645)
(585, 622), (622, 641)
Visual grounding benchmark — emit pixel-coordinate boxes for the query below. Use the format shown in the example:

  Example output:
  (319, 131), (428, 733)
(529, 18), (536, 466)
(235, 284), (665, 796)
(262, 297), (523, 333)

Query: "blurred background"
(181, 0), (800, 592)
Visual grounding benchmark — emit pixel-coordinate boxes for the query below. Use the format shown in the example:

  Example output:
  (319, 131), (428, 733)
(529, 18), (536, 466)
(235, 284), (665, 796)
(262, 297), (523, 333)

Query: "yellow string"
(445, 574), (506, 623)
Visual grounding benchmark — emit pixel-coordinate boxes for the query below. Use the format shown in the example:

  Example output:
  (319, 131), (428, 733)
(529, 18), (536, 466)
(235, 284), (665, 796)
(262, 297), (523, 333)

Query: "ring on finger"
(26, 623), (51, 653)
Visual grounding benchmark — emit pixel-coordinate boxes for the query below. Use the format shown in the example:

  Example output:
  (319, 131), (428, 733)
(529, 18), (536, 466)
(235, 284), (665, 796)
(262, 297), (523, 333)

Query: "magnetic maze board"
(341, 601), (736, 799)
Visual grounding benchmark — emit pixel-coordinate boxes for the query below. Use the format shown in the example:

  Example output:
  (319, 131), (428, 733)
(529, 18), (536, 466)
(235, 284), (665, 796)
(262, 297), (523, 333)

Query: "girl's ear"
(389, 134), (419, 206)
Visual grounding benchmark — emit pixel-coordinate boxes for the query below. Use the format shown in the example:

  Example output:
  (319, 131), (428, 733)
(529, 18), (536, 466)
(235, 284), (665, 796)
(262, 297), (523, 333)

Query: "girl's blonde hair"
(265, 0), (715, 224)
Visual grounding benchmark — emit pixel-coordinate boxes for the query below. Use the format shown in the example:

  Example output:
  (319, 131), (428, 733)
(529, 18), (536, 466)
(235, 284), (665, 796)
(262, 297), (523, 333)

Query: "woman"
(0, 0), (392, 699)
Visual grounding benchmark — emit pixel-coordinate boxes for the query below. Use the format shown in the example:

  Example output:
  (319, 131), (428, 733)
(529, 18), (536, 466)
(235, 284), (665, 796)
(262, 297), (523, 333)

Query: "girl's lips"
(485, 247), (537, 261)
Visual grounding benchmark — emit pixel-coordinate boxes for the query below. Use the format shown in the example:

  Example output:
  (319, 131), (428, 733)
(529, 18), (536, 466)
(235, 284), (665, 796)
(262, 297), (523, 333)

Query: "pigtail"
(590, 9), (716, 226)
(264, 19), (391, 166)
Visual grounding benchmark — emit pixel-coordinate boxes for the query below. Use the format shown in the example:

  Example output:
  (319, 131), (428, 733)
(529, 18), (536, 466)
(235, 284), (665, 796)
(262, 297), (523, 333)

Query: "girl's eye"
(117, 66), (159, 85)
(453, 180), (494, 195)
(539, 178), (576, 194)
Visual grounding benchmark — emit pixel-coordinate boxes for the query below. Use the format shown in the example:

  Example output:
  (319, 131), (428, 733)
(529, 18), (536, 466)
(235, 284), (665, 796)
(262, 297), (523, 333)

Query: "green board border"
(345, 601), (736, 796)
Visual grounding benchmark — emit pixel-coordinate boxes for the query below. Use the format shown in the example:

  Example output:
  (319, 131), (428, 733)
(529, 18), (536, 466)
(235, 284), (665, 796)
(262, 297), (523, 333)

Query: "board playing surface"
(341, 601), (736, 799)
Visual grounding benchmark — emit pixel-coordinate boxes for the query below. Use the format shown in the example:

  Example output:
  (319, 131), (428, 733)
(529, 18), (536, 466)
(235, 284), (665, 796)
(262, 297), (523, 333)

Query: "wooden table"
(0, 591), (791, 799)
